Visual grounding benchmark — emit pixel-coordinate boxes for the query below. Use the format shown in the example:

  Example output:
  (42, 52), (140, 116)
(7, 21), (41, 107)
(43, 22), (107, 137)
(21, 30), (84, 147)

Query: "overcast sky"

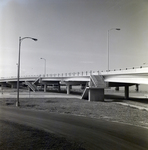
(0, 0), (148, 77)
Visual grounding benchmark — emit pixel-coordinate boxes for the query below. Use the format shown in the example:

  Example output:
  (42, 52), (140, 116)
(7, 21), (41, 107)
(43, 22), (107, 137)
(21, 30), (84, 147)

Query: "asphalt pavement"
(0, 106), (148, 150)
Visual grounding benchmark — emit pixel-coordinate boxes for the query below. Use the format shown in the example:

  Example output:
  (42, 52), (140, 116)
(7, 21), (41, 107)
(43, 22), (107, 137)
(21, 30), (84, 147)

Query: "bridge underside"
(107, 82), (139, 99)
(108, 82), (135, 87)
(0, 80), (139, 100)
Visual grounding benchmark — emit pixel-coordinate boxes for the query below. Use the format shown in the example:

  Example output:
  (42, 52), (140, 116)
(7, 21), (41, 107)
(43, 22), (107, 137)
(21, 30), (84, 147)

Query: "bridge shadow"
(105, 94), (148, 104)
(128, 97), (148, 104)
(104, 95), (125, 102)
(46, 89), (82, 95)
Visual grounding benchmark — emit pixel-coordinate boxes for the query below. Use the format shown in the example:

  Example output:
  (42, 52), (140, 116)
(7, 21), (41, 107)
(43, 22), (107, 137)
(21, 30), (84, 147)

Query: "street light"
(16, 37), (38, 107)
(40, 57), (46, 77)
(107, 28), (120, 71)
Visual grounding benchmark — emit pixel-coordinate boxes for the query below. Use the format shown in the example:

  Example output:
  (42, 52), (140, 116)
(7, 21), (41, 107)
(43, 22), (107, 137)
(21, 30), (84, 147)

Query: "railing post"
(90, 70), (92, 75)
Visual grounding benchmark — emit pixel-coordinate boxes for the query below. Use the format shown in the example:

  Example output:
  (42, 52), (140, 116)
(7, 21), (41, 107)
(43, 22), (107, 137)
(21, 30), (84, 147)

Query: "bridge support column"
(135, 84), (139, 92)
(115, 87), (119, 91)
(11, 84), (14, 89)
(11, 84), (17, 89)
(67, 84), (70, 94)
(44, 84), (47, 92)
(88, 88), (104, 101)
(125, 85), (129, 99)
(1, 85), (3, 94)
(57, 83), (61, 92)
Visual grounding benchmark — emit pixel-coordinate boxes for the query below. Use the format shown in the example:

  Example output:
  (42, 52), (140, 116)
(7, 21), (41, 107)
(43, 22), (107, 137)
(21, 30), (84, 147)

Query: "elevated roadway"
(102, 67), (148, 84)
(0, 66), (148, 101)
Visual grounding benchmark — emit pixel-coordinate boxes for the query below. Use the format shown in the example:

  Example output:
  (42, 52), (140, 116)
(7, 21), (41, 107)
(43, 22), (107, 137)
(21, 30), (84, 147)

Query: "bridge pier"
(135, 84), (139, 92)
(11, 84), (17, 89)
(1, 85), (3, 94)
(125, 85), (129, 99)
(66, 84), (70, 94)
(44, 84), (47, 92)
(115, 87), (119, 91)
(57, 83), (61, 92)
(11, 84), (14, 89)
(65, 82), (72, 94)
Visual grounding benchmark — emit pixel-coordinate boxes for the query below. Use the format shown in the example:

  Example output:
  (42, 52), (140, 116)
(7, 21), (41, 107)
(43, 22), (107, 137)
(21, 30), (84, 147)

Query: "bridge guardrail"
(101, 65), (148, 72)
(1, 65), (148, 80)
(0, 71), (99, 80)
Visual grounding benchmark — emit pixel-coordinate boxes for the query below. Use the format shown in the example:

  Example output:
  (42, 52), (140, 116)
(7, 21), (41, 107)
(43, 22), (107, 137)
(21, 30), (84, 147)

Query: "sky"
(0, 0), (148, 77)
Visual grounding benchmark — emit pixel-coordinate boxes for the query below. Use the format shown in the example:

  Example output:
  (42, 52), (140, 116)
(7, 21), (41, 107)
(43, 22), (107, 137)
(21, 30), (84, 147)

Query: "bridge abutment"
(88, 88), (104, 101)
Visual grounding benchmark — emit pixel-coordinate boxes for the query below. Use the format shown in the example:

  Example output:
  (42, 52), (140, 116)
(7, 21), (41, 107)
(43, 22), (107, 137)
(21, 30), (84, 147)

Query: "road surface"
(0, 106), (148, 150)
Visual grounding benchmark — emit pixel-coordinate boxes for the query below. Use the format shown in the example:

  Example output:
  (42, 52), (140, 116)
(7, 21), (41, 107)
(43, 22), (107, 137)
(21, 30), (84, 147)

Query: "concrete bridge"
(1, 66), (148, 101)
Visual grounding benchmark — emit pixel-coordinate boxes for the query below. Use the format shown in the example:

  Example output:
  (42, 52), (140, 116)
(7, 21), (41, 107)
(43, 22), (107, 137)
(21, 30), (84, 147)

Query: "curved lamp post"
(107, 28), (120, 71)
(40, 57), (46, 77)
(16, 37), (38, 107)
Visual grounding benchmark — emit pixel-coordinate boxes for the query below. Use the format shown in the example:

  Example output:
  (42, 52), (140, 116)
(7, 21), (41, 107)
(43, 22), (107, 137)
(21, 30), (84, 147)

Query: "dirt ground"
(0, 89), (148, 149)
(0, 90), (148, 128)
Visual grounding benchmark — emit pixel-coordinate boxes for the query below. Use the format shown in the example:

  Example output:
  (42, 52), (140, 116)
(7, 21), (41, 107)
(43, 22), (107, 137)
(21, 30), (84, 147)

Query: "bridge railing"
(0, 70), (101, 80)
(101, 65), (148, 72)
(41, 70), (100, 77)
(1, 65), (148, 79)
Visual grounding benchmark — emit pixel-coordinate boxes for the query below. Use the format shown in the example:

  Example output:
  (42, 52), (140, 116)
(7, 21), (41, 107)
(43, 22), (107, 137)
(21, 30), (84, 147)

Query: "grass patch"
(46, 100), (58, 103)
(26, 104), (38, 108)
(0, 119), (85, 150)
(0, 96), (148, 128)
(5, 102), (14, 106)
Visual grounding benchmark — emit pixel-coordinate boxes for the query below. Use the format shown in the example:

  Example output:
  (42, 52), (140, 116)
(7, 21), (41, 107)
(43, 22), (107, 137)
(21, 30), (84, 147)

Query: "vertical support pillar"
(57, 83), (61, 92)
(1, 85), (3, 94)
(125, 85), (129, 99)
(11, 84), (14, 89)
(44, 84), (47, 92)
(115, 87), (119, 91)
(70, 85), (72, 90)
(135, 84), (139, 92)
(67, 84), (70, 95)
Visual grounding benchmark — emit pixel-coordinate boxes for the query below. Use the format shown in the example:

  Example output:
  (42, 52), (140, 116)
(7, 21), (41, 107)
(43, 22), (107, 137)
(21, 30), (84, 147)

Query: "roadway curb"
(118, 102), (148, 111)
